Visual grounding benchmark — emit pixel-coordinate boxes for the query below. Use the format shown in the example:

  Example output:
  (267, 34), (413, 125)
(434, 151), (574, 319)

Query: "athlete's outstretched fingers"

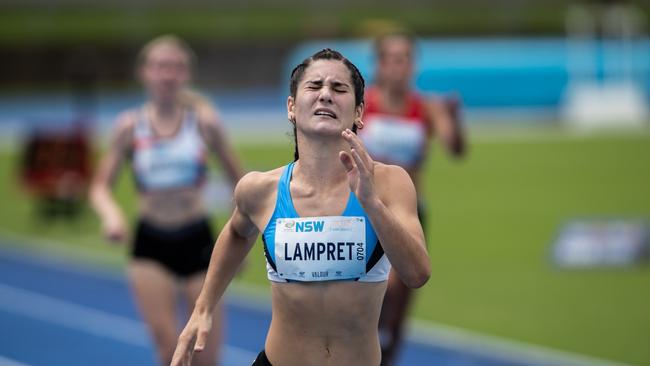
(171, 331), (195, 366)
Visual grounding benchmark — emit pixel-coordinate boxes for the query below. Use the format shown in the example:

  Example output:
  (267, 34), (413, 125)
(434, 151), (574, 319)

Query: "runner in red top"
(359, 30), (466, 366)
(361, 85), (433, 173)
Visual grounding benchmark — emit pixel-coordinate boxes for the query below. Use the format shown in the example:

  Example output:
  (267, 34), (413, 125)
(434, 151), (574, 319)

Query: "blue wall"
(286, 38), (650, 108)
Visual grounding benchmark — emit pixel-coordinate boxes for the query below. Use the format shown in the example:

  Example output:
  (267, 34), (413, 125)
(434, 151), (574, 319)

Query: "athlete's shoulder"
(374, 161), (409, 178)
(236, 168), (283, 193)
(234, 167), (285, 213)
(373, 162), (415, 193)
(194, 102), (221, 127)
(193, 103), (225, 144)
(109, 109), (139, 148)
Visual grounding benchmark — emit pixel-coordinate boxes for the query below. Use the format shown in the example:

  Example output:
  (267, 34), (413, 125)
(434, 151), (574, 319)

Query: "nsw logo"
(295, 220), (324, 232)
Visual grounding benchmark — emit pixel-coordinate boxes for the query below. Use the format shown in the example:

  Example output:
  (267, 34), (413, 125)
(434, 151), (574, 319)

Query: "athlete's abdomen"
(265, 281), (385, 365)
(138, 188), (207, 227)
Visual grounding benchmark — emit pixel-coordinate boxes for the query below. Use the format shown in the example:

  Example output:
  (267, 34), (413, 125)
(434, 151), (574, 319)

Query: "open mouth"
(314, 108), (337, 119)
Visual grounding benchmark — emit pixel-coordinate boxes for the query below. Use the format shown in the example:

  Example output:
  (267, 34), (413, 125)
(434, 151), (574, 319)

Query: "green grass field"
(0, 4), (574, 45)
(1, 130), (649, 365)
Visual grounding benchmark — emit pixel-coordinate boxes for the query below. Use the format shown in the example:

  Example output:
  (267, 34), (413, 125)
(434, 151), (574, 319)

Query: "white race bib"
(275, 216), (366, 281)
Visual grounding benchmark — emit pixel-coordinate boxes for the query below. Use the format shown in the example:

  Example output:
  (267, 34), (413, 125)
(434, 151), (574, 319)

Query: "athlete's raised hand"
(339, 128), (378, 206)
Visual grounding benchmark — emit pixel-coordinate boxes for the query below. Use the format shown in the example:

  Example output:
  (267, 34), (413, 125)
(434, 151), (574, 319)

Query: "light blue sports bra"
(262, 162), (391, 283)
(131, 108), (207, 192)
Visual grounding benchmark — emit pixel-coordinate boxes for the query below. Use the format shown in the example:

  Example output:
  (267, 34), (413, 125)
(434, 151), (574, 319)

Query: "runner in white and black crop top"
(90, 35), (243, 366)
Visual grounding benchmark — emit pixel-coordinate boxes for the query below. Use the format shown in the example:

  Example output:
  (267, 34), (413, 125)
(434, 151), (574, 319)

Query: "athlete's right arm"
(171, 172), (265, 366)
(89, 112), (134, 243)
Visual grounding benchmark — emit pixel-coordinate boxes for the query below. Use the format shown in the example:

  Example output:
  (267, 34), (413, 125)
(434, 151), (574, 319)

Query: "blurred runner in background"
(359, 30), (466, 366)
(89, 35), (243, 366)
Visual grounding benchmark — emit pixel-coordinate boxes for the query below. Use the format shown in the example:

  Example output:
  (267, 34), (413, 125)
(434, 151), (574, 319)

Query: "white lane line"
(408, 321), (632, 366)
(0, 283), (149, 347)
(0, 283), (257, 366)
(0, 356), (30, 366)
(0, 241), (634, 366)
(0, 231), (125, 277)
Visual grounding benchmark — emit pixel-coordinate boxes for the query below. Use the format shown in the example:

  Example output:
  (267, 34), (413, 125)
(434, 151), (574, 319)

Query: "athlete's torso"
(131, 107), (208, 192)
(252, 162), (389, 365)
(360, 86), (431, 169)
(262, 162), (390, 283)
(129, 107), (209, 227)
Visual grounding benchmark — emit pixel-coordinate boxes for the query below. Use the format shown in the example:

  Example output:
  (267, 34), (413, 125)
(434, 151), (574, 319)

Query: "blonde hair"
(178, 89), (215, 112)
(136, 34), (196, 71)
(137, 35), (214, 112)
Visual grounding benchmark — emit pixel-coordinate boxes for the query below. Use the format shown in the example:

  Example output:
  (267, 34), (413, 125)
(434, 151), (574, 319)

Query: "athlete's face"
(377, 37), (413, 88)
(140, 44), (190, 103)
(288, 59), (363, 136)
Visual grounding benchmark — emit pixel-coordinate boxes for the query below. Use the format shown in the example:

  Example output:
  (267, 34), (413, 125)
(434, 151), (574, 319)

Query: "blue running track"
(0, 244), (607, 366)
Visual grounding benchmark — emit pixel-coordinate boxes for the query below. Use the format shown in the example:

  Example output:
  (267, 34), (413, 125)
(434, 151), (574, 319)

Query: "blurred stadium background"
(1, 0), (649, 365)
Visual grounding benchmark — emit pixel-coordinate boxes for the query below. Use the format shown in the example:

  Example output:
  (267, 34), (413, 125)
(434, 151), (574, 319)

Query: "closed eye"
(306, 81), (323, 90)
(331, 82), (349, 93)
(304, 80), (349, 93)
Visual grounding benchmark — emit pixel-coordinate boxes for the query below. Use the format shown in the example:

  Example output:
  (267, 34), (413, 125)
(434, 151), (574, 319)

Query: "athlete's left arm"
(197, 106), (244, 185)
(340, 129), (430, 288)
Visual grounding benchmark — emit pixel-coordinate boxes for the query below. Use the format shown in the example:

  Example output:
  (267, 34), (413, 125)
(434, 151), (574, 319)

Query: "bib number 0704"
(356, 242), (364, 260)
